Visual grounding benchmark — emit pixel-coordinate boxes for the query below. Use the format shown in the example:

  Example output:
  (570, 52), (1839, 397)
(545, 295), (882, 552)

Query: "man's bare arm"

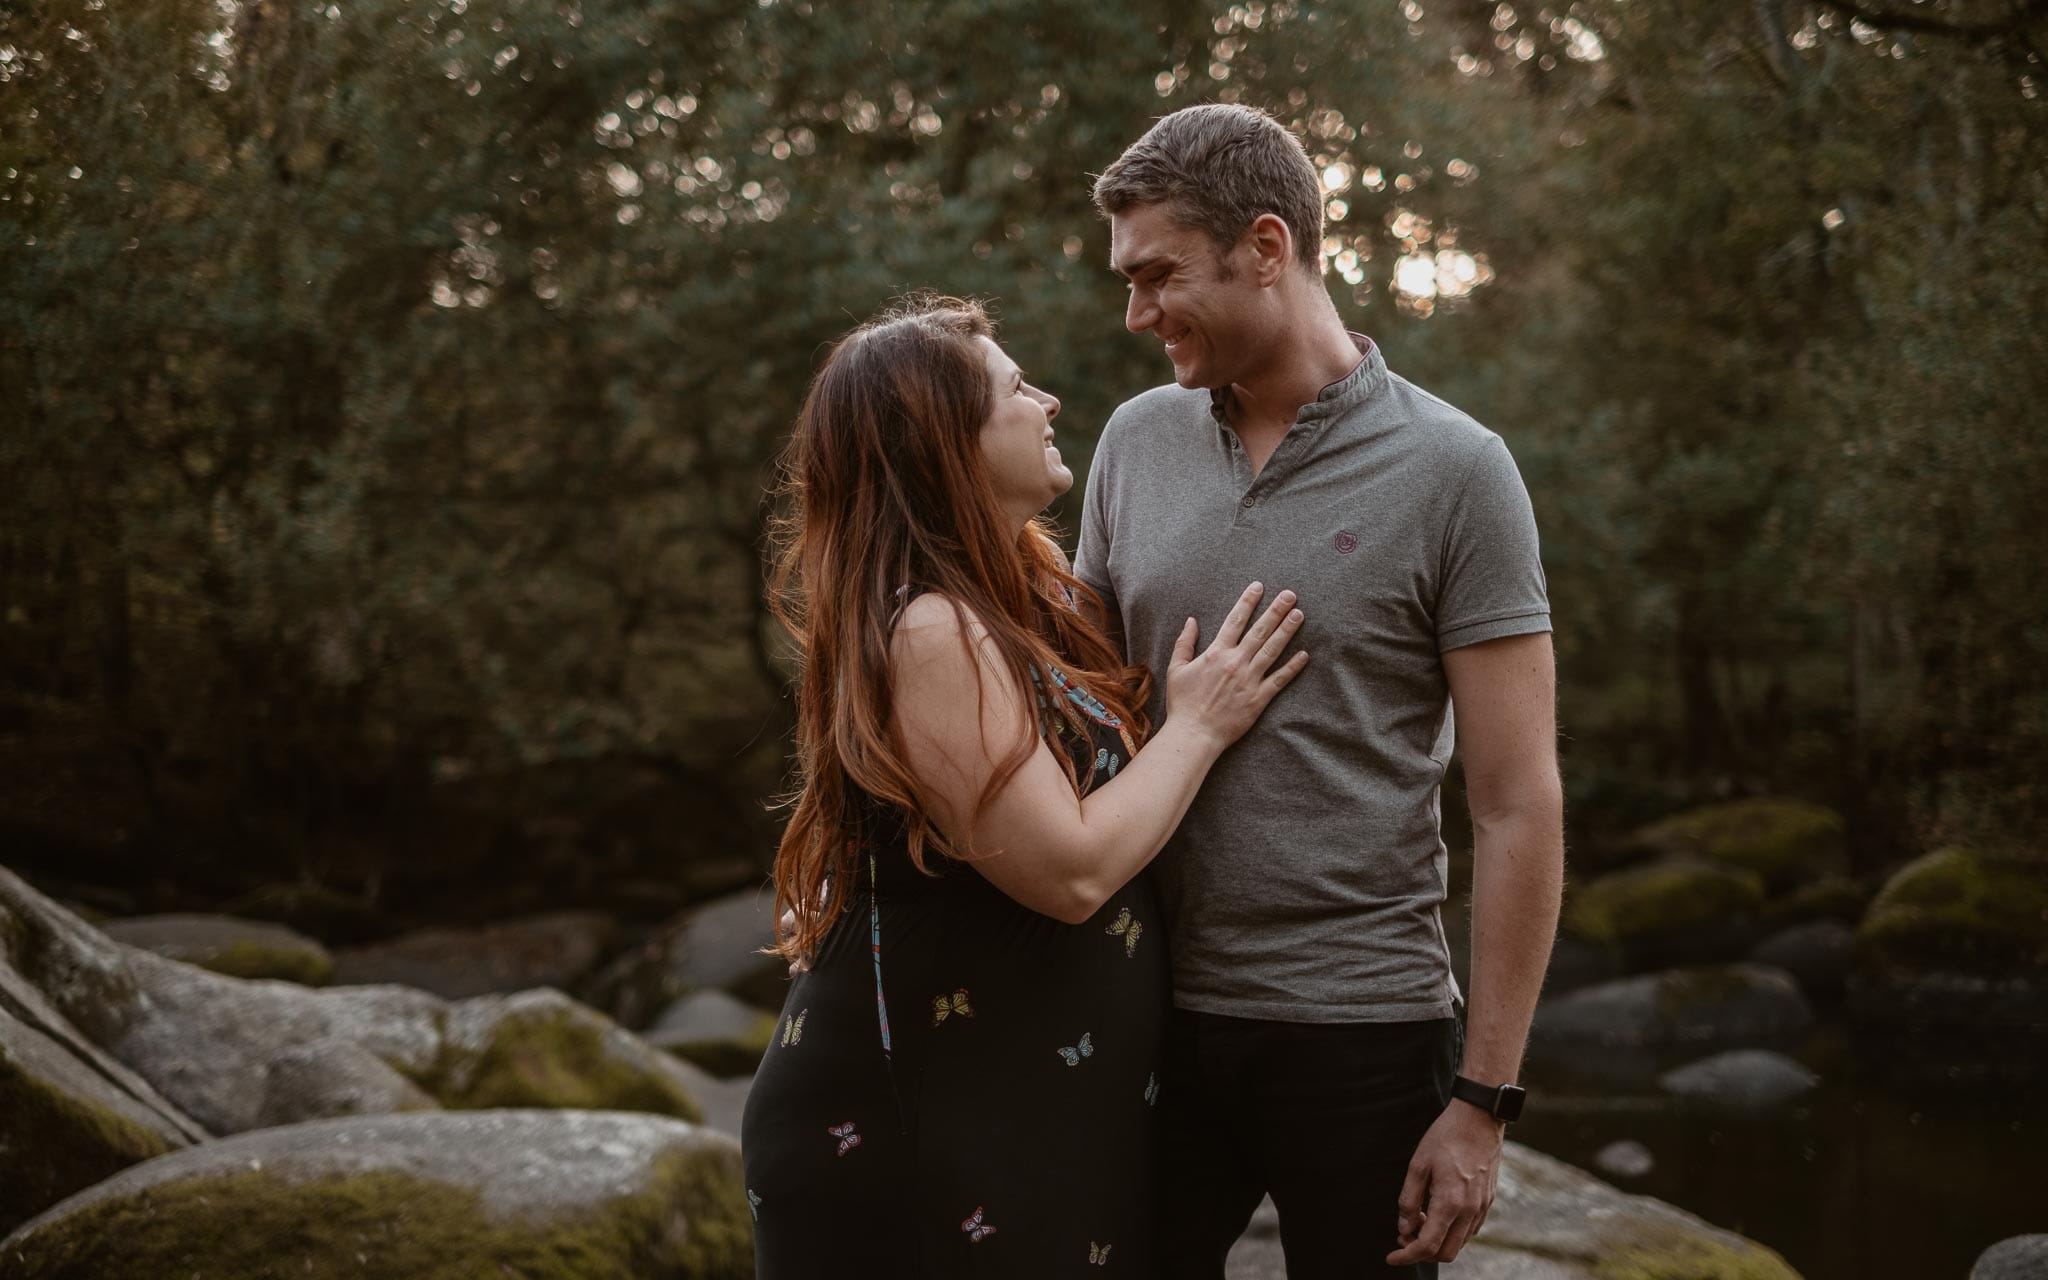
(1388, 630), (1563, 1266)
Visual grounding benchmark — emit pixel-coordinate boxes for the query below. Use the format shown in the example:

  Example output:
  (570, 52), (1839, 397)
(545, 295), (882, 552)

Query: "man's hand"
(1386, 1101), (1504, 1265)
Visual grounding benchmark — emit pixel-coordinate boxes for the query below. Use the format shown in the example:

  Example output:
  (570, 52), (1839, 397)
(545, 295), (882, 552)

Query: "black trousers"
(1155, 1007), (1460, 1279)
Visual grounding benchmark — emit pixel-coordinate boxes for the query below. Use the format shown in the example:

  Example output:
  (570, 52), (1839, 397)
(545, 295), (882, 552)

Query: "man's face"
(1109, 202), (1263, 391)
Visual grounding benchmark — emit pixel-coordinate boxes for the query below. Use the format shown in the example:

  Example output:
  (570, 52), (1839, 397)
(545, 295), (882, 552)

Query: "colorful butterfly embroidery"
(1106, 907), (1143, 957)
(747, 1188), (762, 1220)
(829, 1121), (861, 1156)
(932, 988), (974, 1026)
(961, 1206), (997, 1242)
(1090, 1241), (1113, 1264)
(1056, 1032), (1094, 1066)
(782, 1009), (806, 1046)
(1144, 1072), (1159, 1106)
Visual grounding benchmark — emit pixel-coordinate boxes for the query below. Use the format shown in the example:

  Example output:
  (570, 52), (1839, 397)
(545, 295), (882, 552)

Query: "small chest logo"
(1333, 530), (1359, 554)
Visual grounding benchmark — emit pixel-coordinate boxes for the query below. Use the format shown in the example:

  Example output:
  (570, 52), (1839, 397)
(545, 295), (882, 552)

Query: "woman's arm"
(891, 582), (1306, 924)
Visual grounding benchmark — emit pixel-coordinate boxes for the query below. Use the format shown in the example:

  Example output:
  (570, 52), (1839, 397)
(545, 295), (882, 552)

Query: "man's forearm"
(1460, 807), (1564, 1084)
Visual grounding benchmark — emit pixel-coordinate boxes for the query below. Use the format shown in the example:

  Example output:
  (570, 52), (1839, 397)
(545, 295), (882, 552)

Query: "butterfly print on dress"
(961, 1206), (997, 1242)
(829, 1121), (861, 1156)
(1056, 1032), (1094, 1066)
(1106, 908), (1143, 957)
(932, 988), (974, 1026)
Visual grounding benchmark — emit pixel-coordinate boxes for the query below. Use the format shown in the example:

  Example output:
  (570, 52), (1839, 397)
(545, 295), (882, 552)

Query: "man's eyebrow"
(1109, 253), (1165, 281)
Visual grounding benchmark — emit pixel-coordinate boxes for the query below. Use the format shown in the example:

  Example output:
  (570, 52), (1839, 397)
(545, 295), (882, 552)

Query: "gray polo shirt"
(1074, 336), (1549, 1022)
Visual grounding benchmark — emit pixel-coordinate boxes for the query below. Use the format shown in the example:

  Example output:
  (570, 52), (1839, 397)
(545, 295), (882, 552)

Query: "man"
(1074, 103), (1564, 1277)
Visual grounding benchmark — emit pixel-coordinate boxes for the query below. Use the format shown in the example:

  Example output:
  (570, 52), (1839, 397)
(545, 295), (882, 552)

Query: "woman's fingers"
(1210, 582), (1264, 649)
(1261, 649), (1310, 693)
(1250, 604), (1305, 670)
(1169, 616), (1198, 672)
(1238, 590), (1298, 657)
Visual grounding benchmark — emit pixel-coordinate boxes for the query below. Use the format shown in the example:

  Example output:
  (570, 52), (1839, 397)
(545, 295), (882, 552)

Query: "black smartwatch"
(1450, 1075), (1527, 1123)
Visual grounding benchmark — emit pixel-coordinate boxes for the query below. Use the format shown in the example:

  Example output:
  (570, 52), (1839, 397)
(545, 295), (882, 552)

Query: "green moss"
(3, 1148), (753, 1279)
(659, 1013), (779, 1079)
(0, 1055), (179, 1234)
(1633, 799), (1845, 892)
(1858, 847), (2048, 977)
(1593, 1236), (1802, 1280)
(421, 1007), (703, 1122)
(198, 939), (334, 986)
(1565, 860), (1765, 945)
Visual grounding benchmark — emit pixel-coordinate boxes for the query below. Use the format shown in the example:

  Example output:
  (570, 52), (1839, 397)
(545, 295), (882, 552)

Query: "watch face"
(1496, 1085), (1528, 1122)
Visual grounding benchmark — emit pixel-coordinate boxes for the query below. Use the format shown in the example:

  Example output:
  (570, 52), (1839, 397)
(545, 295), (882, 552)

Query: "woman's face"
(974, 336), (1067, 527)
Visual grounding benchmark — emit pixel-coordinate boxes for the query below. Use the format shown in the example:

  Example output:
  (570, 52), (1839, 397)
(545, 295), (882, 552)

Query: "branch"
(1815, 0), (2048, 39)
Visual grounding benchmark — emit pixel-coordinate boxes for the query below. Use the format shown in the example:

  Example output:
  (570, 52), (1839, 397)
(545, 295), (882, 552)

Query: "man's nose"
(1038, 390), (1061, 421)
(1125, 289), (1154, 335)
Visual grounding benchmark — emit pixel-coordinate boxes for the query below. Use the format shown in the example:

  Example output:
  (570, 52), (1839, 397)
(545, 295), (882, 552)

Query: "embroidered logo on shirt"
(1334, 529), (1359, 553)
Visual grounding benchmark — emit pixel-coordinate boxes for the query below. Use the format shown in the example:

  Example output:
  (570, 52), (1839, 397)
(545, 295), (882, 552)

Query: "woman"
(740, 296), (1307, 1275)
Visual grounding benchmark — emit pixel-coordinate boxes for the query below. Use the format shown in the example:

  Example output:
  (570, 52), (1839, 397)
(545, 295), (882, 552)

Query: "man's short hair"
(1093, 103), (1323, 270)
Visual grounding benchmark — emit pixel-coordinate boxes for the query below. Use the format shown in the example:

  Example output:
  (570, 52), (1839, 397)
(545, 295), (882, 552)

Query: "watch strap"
(1450, 1074), (1526, 1122)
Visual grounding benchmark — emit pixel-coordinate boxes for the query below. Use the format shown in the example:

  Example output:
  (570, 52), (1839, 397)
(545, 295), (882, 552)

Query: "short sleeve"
(1072, 440), (1121, 628)
(1436, 435), (1550, 652)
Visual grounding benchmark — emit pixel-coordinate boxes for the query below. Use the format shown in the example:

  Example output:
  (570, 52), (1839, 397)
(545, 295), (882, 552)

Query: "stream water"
(1517, 1023), (2048, 1279)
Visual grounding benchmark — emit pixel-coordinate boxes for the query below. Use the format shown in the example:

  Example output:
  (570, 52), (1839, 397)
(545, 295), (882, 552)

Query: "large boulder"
(1657, 1048), (1819, 1114)
(101, 913), (335, 985)
(0, 865), (703, 1137)
(1857, 848), (2048, 978)
(1628, 798), (1846, 893)
(1748, 919), (1856, 999)
(0, 1110), (752, 1279)
(584, 886), (788, 1028)
(1973, 1235), (2048, 1280)
(1563, 860), (1767, 970)
(1531, 965), (1812, 1052)
(0, 1003), (197, 1234)
(1224, 1145), (1798, 1280)
(644, 989), (780, 1078)
(331, 911), (621, 999)
(1441, 1144), (1801, 1279)
(1850, 849), (2048, 1076)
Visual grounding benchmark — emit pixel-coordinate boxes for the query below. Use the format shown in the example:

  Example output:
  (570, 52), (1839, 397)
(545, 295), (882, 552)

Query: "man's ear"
(1246, 213), (1295, 286)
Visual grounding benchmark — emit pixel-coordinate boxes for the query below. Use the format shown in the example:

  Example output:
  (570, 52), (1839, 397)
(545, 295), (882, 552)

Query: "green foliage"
(2, 0), (2044, 907)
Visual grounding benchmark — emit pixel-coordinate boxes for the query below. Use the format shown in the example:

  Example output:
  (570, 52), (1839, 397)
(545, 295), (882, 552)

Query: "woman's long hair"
(766, 295), (1150, 962)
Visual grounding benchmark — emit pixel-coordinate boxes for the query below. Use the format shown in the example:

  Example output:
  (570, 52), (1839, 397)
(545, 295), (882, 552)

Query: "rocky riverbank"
(19, 826), (2006, 1278)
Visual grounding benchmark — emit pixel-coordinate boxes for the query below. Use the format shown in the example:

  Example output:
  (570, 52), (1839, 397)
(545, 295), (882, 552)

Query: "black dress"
(741, 663), (1166, 1276)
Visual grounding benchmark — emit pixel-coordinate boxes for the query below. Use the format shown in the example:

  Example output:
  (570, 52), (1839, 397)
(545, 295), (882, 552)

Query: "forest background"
(4, 0), (2045, 935)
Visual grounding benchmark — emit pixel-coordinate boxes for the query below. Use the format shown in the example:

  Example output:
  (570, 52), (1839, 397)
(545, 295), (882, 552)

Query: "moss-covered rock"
(1631, 799), (1846, 893)
(4, 864), (702, 1137)
(1760, 874), (1869, 928)
(102, 914), (335, 986)
(1857, 848), (2048, 978)
(0, 1005), (191, 1234)
(0, 1110), (752, 1279)
(1453, 1143), (1800, 1279)
(1565, 859), (1766, 968)
(331, 912), (620, 1000)
(644, 990), (780, 1078)
(423, 989), (704, 1122)
(1531, 964), (1812, 1051)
